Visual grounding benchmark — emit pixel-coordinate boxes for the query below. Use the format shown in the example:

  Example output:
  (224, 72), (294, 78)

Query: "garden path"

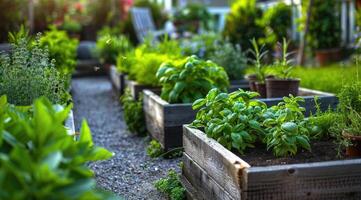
(72, 76), (180, 200)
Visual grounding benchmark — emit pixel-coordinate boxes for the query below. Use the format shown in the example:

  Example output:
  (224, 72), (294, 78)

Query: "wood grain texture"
(128, 80), (160, 100)
(182, 153), (237, 200)
(109, 65), (128, 96)
(183, 126), (249, 200)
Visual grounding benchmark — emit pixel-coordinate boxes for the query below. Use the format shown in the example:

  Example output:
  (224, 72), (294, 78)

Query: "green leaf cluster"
(192, 89), (316, 157)
(157, 55), (229, 103)
(40, 27), (79, 74)
(154, 169), (185, 200)
(0, 95), (118, 199)
(146, 140), (164, 158)
(0, 34), (69, 106)
(95, 30), (133, 64)
(120, 89), (147, 136)
(180, 32), (221, 59)
(223, 0), (264, 51)
(173, 3), (213, 31)
(300, 0), (341, 50)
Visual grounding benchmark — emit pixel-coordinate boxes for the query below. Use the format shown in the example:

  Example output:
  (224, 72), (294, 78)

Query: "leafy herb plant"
(146, 140), (164, 158)
(250, 38), (268, 83)
(0, 96), (117, 199)
(273, 38), (295, 79)
(154, 169), (186, 200)
(157, 55), (229, 103)
(0, 34), (68, 106)
(192, 88), (266, 154)
(120, 89), (147, 136)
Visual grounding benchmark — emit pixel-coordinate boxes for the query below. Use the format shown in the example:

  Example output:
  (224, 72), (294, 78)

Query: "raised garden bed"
(143, 88), (338, 150)
(128, 80), (160, 100)
(109, 65), (128, 96)
(181, 126), (361, 200)
(65, 110), (77, 139)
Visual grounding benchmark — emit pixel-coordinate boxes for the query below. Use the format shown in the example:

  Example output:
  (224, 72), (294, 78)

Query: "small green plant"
(95, 30), (133, 64)
(273, 38), (295, 79)
(173, 3), (212, 32)
(154, 169), (186, 200)
(181, 32), (221, 59)
(0, 33), (68, 106)
(250, 38), (268, 82)
(211, 41), (247, 80)
(157, 55), (229, 103)
(40, 26), (79, 74)
(263, 95), (314, 157)
(147, 140), (164, 158)
(192, 88), (266, 154)
(0, 96), (117, 199)
(120, 89), (147, 136)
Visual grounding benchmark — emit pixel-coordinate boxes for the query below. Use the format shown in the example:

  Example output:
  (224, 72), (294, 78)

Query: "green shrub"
(95, 30), (133, 64)
(173, 3), (212, 32)
(0, 95), (117, 199)
(120, 89), (147, 135)
(192, 89), (317, 157)
(300, 0), (341, 50)
(154, 169), (185, 200)
(146, 140), (164, 158)
(223, 0), (264, 51)
(40, 27), (79, 74)
(0, 34), (68, 106)
(116, 50), (136, 74)
(157, 55), (229, 103)
(259, 2), (292, 47)
(211, 41), (247, 80)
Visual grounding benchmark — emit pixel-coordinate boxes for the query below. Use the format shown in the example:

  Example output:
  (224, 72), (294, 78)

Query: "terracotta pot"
(245, 74), (257, 92)
(255, 82), (267, 98)
(357, 0), (361, 9)
(315, 48), (342, 66)
(265, 78), (300, 98)
(343, 131), (361, 157)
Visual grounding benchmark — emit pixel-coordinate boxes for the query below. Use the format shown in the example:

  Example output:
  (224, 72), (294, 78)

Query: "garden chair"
(130, 7), (165, 43)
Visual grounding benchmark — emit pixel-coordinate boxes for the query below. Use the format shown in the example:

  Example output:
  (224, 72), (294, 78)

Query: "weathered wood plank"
(109, 65), (128, 96)
(128, 80), (159, 100)
(244, 159), (361, 200)
(183, 126), (249, 200)
(182, 153), (236, 200)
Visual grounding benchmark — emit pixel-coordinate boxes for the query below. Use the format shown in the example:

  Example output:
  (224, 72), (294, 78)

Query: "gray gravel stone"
(72, 76), (181, 200)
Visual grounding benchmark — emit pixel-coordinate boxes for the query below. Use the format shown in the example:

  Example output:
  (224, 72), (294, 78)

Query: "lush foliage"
(263, 96), (313, 156)
(157, 56), (229, 103)
(40, 27), (79, 74)
(0, 0), (24, 42)
(154, 169), (185, 200)
(120, 89), (147, 136)
(259, 2), (292, 47)
(0, 34), (68, 106)
(211, 41), (247, 80)
(95, 30), (133, 64)
(223, 0), (264, 51)
(0, 96), (117, 199)
(192, 89), (316, 157)
(300, 0), (341, 50)
(173, 3), (212, 32)
(146, 140), (164, 158)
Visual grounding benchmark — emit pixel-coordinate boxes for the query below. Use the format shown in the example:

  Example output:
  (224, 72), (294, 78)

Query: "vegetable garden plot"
(181, 126), (361, 200)
(143, 88), (337, 150)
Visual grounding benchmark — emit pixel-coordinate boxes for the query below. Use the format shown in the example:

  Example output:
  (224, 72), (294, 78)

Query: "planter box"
(143, 88), (337, 150)
(181, 126), (361, 200)
(128, 80), (159, 100)
(109, 65), (128, 96)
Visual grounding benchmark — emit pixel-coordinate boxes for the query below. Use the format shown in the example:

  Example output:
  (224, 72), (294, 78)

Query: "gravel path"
(72, 76), (181, 200)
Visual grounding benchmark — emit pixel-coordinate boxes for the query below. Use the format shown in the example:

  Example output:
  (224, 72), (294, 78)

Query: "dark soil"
(239, 139), (348, 167)
(71, 76), (181, 200)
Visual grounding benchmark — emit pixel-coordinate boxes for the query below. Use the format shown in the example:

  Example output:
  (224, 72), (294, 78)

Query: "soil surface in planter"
(72, 76), (180, 200)
(237, 139), (347, 166)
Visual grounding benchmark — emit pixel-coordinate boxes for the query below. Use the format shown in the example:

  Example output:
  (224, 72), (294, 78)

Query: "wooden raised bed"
(65, 110), (77, 140)
(109, 65), (128, 96)
(181, 126), (361, 200)
(128, 80), (160, 100)
(143, 88), (337, 150)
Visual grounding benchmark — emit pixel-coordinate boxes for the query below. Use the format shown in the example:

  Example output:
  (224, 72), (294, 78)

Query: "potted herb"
(249, 38), (268, 98)
(301, 0), (342, 65)
(266, 38), (300, 98)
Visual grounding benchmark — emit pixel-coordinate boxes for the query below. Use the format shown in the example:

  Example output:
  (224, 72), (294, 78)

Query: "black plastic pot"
(266, 78), (300, 98)
(245, 74), (258, 92)
(255, 82), (267, 98)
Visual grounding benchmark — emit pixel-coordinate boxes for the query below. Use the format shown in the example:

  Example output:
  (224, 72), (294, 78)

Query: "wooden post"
(297, 0), (314, 66)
